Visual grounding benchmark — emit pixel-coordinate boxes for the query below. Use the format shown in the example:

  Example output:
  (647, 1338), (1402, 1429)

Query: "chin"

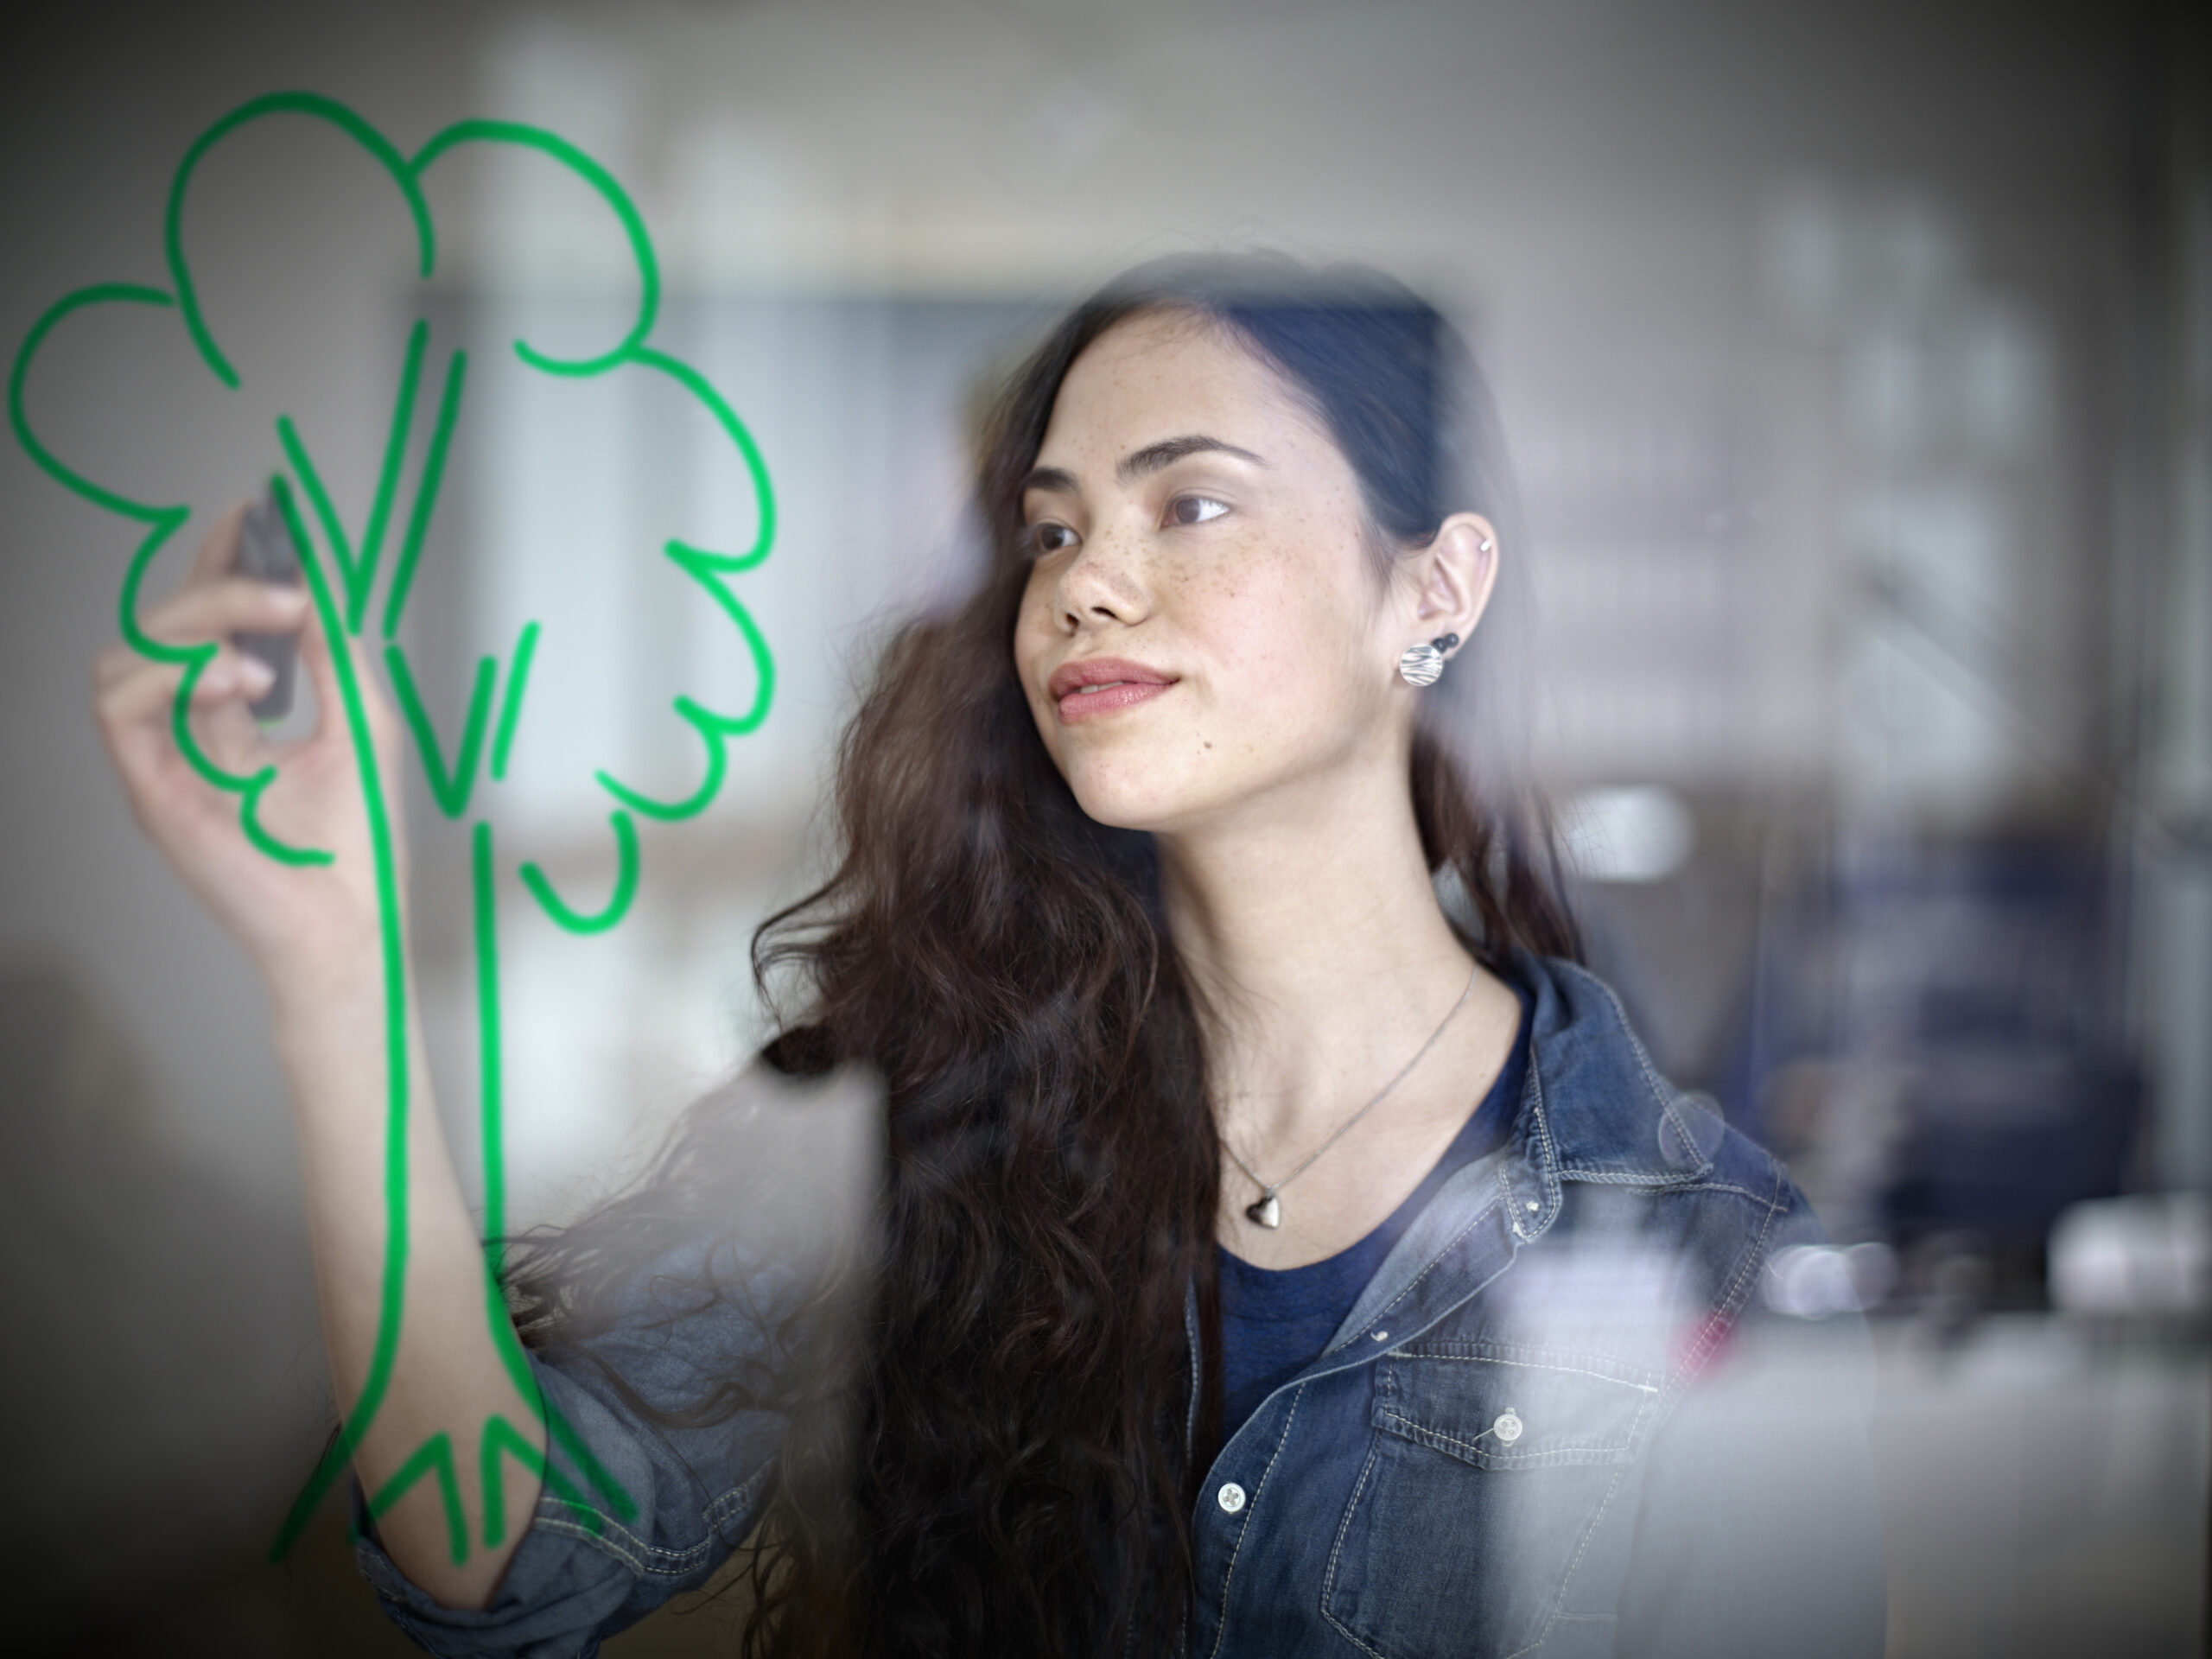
(1060, 757), (1189, 834)
(1064, 752), (1237, 837)
(1066, 779), (1175, 833)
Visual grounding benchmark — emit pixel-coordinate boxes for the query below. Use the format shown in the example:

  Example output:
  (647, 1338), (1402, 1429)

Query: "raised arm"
(92, 504), (540, 1608)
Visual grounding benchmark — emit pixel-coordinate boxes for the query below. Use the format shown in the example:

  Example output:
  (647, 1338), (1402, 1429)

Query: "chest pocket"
(1323, 1344), (1662, 1659)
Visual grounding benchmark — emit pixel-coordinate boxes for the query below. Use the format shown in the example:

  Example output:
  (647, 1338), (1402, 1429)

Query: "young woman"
(97, 255), (1884, 1657)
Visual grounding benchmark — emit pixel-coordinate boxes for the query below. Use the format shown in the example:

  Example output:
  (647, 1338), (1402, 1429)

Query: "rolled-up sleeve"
(353, 1294), (789, 1656)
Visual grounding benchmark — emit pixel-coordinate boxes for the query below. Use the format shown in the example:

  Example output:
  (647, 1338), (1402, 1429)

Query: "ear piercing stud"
(1398, 632), (1460, 687)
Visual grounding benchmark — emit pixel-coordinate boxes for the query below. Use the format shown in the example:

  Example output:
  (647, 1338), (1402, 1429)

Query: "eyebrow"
(1020, 464), (1079, 499)
(1018, 435), (1266, 501)
(1116, 435), (1265, 483)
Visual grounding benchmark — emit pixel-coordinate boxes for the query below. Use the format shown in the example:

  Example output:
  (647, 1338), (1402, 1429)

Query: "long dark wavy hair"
(507, 252), (1579, 1657)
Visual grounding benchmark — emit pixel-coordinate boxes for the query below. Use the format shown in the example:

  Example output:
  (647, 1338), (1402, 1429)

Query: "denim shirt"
(359, 953), (1885, 1657)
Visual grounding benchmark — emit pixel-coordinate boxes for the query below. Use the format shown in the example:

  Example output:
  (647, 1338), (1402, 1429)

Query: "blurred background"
(3, 0), (2207, 1652)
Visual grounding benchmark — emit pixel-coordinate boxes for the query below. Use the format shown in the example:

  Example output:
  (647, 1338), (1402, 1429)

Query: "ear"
(1402, 512), (1500, 657)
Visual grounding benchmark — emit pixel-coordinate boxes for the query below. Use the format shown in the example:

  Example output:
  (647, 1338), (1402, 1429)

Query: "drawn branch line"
(11, 90), (779, 1564)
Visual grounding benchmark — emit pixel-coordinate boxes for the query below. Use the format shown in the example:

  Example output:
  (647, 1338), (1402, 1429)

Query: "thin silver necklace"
(1220, 963), (1480, 1229)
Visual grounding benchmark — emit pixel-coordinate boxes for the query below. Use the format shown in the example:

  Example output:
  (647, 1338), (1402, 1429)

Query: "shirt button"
(1493, 1409), (1524, 1445)
(1525, 1199), (1540, 1212)
(1217, 1482), (1248, 1515)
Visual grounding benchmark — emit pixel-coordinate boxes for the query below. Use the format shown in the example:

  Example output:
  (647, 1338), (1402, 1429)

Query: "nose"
(1052, 519), (1150, 634)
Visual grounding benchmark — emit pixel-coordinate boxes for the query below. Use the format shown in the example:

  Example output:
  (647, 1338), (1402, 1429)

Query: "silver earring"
(1398, 632), (1460, 687)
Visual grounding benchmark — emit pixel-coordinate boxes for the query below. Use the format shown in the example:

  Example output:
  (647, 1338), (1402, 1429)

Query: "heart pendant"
(1244, 1193), (1281, 1229)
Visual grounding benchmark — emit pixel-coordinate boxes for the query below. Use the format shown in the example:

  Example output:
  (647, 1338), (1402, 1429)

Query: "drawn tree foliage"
(9, 92), (777, 1562)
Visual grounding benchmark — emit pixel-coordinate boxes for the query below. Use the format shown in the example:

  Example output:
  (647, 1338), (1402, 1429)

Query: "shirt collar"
(1504, 948), (1723, 1223)
(1317, 949), (1723, 1359)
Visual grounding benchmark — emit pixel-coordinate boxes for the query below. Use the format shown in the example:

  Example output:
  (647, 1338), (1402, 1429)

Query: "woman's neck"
(1158, 760), (1487, 1144)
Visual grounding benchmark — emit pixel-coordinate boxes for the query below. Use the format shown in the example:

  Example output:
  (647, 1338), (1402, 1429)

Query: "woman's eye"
(1025, 521), (1079, 558)
(1166, 495), (1230, 527)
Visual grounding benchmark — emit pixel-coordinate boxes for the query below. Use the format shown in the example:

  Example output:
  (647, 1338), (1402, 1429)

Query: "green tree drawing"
(9, 92), (777, 1564)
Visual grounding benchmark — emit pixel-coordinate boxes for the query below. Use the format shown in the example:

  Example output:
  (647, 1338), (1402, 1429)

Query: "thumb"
(297, 611), (405, 791)
(295, 596), (398, 757)
(296, 592), (346, 741)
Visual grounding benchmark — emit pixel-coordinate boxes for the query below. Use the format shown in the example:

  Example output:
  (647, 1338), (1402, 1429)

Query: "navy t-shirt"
(1217, 987), (1531, 1441)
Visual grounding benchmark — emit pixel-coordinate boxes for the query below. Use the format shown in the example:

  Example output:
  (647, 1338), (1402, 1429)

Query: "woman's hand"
(92, 502), (406, 998)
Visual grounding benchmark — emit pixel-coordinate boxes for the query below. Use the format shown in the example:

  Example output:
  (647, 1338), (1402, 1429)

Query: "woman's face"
(1014, 310), (1427, 838)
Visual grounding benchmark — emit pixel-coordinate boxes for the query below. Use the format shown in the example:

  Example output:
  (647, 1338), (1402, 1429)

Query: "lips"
(1047, 656), (1177, 723)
